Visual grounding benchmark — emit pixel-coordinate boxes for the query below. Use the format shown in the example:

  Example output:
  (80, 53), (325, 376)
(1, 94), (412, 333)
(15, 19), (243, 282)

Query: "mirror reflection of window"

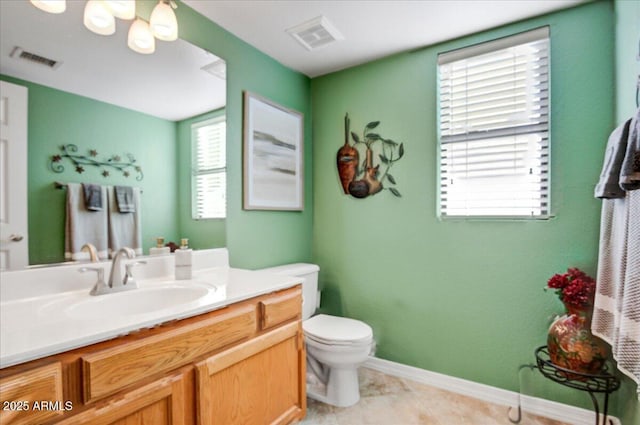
(192, 115), (227, 219)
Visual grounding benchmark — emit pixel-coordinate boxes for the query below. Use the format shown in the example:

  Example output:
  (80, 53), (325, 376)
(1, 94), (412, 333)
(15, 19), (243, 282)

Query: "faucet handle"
(80, 267), (109, 295)
(125, 261), (147, 272)
(79, 266), (105, 282)
(124, 261), (146, 287)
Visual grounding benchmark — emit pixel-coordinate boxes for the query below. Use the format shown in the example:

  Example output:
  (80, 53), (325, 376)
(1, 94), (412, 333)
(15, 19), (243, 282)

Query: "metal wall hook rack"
(54, 181), (143, 193)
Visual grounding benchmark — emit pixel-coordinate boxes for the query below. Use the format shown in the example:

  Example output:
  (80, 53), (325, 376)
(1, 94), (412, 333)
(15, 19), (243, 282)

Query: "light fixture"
(150, 1), (178, 41)
(83, 0), (115, 36)
(29, 0), (178, 55)
(104, 0), (135, 20)
(30, 0), (66, 14)
(128, 19), (155, 55)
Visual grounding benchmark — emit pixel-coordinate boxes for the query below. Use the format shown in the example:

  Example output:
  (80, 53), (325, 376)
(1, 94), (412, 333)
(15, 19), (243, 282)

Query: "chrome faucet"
(108, 247), (136, 289)
(80, 247), (146, 296)
(80, 243), (99, 262)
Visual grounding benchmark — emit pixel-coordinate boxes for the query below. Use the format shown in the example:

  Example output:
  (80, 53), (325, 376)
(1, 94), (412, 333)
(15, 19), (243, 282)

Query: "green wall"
(614, 1), (640, 423)
(312, 0), (621, 414)
(0, 75), (179, 265)
(176, 109), (226, 249)
(615, 0), (640, 122)
(172, 1), (313, 269)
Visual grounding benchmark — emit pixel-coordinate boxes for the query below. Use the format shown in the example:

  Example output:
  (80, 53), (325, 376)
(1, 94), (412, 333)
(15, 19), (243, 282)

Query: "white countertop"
(0, 267), (300, 368)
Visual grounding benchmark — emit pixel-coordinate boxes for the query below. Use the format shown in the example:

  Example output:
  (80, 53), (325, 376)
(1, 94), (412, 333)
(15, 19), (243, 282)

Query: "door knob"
(9, 234), (24, 242)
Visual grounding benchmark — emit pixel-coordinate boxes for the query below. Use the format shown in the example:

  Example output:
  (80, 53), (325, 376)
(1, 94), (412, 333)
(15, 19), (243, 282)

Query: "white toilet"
(259, 263), (373, 407)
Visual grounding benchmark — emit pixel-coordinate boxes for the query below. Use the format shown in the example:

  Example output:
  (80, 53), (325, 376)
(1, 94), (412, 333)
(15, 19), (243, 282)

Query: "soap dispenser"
(149, 237), (170, 256)
(175, 238), (192, 280)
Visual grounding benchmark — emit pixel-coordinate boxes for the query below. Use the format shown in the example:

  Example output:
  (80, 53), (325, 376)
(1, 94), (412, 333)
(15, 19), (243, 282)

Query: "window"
(438, 27), (550, 218)
(192, 115), (226, 219)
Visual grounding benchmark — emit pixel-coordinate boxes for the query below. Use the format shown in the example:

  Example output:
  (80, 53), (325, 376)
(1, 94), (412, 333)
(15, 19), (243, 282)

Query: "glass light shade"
(83, 0), (115, 36)
(30, 0), (66, 14)
(104, 0), (135, 20)
(150, 2), (178, 41)
(128, 19), (155, 54)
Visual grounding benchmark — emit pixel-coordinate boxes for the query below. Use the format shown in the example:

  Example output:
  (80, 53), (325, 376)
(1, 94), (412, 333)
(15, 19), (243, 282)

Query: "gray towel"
(620, 108), (640, 191)
(107, 186), (142, 257)
(595, 119), (631, 199)
(114, 185), (135, 213)
(65, 183), (109, 260)
(82, 183), (103, 211)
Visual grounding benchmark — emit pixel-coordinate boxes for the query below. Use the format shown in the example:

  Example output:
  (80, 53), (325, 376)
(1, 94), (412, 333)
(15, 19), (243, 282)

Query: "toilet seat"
(303, 314), (373, 347)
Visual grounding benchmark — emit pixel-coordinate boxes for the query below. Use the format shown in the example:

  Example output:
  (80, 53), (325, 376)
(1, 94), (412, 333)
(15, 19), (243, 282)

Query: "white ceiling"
(0, 1), (587, 120)
(184, 0), (586, 78)
(0, 1), (225, 121)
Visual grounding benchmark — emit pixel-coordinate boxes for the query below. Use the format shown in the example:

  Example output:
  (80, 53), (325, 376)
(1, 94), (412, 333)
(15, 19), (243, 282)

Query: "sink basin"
(64, 282), (215, 320)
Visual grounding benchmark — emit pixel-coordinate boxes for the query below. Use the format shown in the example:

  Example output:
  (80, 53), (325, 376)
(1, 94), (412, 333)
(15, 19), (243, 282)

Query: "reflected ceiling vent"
(286, 15), (344, 51)
(10, 47), (62, 69)
(201, 59), (226, 80)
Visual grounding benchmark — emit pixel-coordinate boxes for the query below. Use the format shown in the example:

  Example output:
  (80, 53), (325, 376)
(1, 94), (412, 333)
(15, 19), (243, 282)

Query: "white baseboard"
(364, 356), (621, 425)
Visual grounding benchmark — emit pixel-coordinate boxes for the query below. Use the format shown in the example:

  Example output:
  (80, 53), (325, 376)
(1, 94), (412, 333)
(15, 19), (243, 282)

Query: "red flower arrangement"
(546, 267), (596, 310)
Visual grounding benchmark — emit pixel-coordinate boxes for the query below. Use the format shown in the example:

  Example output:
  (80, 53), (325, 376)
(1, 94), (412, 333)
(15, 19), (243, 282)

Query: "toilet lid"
(303, 314), (372, 344)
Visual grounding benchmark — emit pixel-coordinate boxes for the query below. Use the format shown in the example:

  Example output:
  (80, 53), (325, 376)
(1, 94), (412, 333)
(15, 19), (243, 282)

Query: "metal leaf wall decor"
(49, 144), (143, 181)
(336, 114), (404, 199)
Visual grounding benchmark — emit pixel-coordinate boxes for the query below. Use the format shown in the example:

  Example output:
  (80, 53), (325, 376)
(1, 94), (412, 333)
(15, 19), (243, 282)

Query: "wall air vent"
(10, 47), (62, 69)
(286, 16), (344, 51)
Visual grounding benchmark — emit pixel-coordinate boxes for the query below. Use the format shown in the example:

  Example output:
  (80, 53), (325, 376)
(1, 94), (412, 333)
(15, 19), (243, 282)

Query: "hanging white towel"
(64, 183), (109, 260)
(106, 186), (142, 257)
(593, 192), (640, 397)
(592, 112), (640, 399)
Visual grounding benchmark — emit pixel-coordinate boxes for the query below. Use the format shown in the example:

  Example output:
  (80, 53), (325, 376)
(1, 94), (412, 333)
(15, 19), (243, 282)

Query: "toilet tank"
(258, 263), (319, 320)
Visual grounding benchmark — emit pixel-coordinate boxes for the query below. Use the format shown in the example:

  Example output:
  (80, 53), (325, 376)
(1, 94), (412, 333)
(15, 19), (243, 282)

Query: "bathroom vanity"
(0, 250), (306, 425)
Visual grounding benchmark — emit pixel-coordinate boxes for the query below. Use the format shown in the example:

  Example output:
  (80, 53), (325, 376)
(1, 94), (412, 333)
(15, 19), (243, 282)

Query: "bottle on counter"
(149, 237), (170, 256)
(175, 238), (192, 280)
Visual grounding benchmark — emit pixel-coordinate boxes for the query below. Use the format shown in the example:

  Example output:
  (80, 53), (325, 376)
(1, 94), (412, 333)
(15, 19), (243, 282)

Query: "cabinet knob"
(9, 234), (24, 242)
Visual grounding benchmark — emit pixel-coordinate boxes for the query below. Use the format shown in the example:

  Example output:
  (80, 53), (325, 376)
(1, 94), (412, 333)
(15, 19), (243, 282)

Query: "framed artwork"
(243, 91), (304, 210)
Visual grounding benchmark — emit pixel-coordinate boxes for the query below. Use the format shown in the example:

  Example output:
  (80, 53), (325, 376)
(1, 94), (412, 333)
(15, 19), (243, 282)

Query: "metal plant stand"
(509, 346), (621, 425)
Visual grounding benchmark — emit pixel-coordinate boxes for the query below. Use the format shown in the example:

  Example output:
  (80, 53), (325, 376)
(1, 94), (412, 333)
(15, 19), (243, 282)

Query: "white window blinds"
(438, 27), (550, 218)
(192, 116), (226, 219)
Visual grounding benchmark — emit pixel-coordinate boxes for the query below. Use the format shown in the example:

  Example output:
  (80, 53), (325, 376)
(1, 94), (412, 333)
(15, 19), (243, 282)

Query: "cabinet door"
(0, 362), (63, 425)
(195, 321), (306, 425)
(57, 370), (192, 425)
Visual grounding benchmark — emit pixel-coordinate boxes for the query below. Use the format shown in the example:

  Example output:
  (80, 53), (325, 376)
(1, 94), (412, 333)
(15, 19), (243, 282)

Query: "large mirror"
(0, 1), (226, 268)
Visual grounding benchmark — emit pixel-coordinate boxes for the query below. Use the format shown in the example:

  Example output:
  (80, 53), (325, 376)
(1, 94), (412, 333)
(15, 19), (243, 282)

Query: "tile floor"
(299, 367), (569, 425)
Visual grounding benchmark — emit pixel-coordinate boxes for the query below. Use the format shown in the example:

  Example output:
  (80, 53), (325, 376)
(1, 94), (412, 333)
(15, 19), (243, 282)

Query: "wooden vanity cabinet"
(0, 286), (305, 425)
(196, 322), (305, 425)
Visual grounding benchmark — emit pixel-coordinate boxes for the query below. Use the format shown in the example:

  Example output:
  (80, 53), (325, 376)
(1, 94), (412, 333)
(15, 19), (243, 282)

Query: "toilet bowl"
(303, 314), (373, 407)
(257, 263), (373, 407)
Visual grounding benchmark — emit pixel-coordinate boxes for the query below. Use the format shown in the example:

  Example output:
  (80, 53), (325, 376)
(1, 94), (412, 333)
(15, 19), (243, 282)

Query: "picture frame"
(243, 91), (304, 211)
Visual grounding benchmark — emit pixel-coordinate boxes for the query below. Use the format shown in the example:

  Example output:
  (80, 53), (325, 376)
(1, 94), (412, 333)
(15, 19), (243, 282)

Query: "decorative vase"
(547, 304), (609, 378)
(337, 114), (359, 194)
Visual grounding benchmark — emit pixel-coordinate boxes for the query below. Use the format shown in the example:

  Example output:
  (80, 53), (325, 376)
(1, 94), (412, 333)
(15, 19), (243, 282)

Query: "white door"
(0, 80), (28, 270)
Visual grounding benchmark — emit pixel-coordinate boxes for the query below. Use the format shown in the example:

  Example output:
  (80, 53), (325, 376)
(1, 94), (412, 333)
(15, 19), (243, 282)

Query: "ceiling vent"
(201, 59), (226, 80)
(10, 47), (62, 69)
(286, 16), (344, 51)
